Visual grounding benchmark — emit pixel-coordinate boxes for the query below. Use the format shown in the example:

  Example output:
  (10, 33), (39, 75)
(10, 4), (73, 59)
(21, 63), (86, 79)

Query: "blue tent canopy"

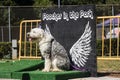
(97, 14), (120, 28)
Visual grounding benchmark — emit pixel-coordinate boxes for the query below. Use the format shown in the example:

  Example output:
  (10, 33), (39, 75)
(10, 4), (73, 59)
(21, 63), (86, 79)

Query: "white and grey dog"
(27, 25), (70, 72)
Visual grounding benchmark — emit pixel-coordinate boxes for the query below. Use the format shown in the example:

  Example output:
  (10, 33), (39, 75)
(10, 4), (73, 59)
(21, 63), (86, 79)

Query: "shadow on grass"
(22, 73), (30, 80)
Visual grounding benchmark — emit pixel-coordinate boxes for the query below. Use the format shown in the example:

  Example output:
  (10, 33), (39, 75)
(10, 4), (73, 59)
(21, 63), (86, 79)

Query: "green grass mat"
(0, 60), (90, 80)
(12, 71), (90, 80)
(0, 60), (44, 78)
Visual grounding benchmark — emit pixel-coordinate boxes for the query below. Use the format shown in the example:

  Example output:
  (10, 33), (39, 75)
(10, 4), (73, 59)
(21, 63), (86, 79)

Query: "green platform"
(0, 60), (90, 80)
(0, 60), (44, 78)
(12, 71), (90, 80)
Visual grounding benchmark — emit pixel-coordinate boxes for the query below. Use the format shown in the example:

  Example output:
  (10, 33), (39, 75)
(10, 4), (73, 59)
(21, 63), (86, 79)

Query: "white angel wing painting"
(70, 21), (92, 68)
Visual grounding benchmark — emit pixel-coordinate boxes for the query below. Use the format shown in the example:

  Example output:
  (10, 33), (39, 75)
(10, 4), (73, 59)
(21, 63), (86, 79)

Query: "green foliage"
(0, 7), (8, 26)
(0, 42), (11, 59)
(0, 38), (120, 59)
(14, 0), (34, 6)
(0, 0), (120, 7)
(61, 0), (120, 5)
(0, 0), (34, 6)
(106, 0), (120, 4)
(0, 42), (40, 59)
(0, 6), (20, 26)
(33, 0), (53, 7)
(0, 0), (120, 26)
(62, 0), (101, 5)
(20, 42), (40, 56)
(0, 0), (16, 6)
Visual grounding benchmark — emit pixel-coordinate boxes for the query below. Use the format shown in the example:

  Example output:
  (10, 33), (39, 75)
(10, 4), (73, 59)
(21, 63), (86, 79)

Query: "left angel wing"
(70, 21), (92, 67)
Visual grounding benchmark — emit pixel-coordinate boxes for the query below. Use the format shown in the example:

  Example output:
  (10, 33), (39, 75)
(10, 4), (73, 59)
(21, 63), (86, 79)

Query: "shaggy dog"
(27, 25), (70, 72)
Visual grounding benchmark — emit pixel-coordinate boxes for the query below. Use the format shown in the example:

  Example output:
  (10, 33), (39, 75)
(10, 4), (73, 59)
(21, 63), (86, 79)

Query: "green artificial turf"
(0, 59), (44, 78)
(12, 71), (90, 80)
(0, 60), (90, 80)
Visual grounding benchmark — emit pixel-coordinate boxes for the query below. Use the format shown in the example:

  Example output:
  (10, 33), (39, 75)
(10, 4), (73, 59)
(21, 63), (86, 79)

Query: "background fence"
(18, 20), (41, 59)
(97, 16), (120, 60)
(0, 4), (120, 42)
(0, 5), (120, 60)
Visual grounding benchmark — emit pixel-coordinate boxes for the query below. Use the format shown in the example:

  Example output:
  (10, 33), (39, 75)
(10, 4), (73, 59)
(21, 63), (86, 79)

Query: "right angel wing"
(69, 21), (92, 67)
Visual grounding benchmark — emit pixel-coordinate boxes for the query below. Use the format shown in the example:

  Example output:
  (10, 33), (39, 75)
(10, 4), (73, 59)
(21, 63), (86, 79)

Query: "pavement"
(0, 78), (20, 80)
(69, 76), (120, 80)
(1, 77), (120, 80)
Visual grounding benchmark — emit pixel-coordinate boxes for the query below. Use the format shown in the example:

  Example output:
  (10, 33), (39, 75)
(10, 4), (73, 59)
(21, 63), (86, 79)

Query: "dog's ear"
(45, 24), (51, 34)
(38, 24), (42, 29)
(45, 24), (54, 39)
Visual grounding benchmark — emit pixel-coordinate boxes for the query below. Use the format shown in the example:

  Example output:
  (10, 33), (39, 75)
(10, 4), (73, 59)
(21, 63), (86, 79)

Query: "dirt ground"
(98, 72), (120, 78)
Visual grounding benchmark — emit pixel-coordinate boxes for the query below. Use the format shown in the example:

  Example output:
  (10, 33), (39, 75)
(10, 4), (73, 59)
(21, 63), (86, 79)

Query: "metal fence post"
(8, 6), (11, 42)
(1, 26), (4, 42)
(58, 0), (60, 8)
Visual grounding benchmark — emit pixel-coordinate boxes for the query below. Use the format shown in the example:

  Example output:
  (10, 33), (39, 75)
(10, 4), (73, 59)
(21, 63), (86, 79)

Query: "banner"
(41, 5), (97, 76)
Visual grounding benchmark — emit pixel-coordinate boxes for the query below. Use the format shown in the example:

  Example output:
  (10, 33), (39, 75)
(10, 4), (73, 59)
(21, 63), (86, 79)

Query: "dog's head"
(27, 28), (44, 42)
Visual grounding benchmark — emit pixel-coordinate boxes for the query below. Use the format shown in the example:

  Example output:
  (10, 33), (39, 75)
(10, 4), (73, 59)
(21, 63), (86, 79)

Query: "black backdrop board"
(41, 5), (97, 76)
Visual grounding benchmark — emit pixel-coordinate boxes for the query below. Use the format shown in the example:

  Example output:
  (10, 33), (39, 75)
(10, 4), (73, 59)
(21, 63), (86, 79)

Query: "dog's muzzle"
(27, 33), (31, 41)
(27, 33), (38, 41)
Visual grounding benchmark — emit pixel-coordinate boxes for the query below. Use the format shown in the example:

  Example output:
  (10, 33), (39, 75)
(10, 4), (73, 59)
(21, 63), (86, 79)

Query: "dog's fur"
(27, 26), (70, 72)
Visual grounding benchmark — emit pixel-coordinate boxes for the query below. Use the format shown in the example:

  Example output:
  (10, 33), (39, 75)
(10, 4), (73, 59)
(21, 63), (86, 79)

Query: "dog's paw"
(52, 68), (63, 72)
(42, 69), (50, 72)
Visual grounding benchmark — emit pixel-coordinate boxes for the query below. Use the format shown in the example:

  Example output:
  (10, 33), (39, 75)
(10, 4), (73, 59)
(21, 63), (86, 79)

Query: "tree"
(0, 0), (16, 26)
(0, 7), (8, 26)
(33, 0), (53, 7)
(61, 0), (101, 5)
(0, 0), (16, 6)
(14, 0), (34, 6)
